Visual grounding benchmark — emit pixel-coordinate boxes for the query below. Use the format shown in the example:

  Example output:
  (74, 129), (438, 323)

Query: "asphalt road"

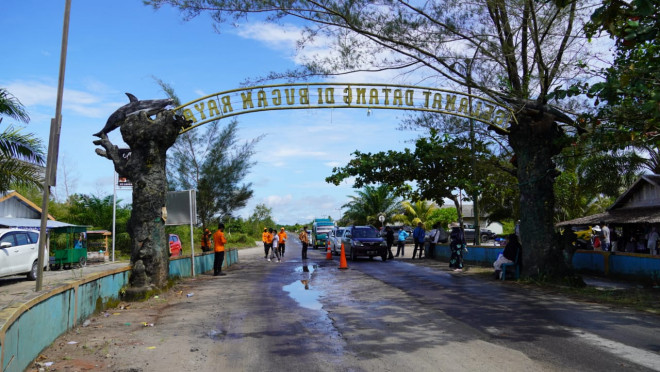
(35, 236), (660, 371)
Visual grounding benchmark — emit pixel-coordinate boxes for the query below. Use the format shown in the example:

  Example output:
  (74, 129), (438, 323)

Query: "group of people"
(200, 223), (228, 276)
(261, 227), (288, 262)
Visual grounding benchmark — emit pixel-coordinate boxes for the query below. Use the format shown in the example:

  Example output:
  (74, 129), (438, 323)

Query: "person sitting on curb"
(493, 233), (521, 279)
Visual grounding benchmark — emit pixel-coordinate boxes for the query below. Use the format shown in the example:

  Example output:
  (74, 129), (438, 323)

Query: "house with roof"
(557, 175), (660, 253)
(0, 190), (73, 230)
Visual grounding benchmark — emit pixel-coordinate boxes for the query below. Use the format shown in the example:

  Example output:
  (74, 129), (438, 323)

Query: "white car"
(0, 228), (48, 280)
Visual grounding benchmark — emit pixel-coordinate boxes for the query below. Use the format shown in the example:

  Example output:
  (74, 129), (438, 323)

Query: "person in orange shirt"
(212, 223), (227, 276)
(262, 227), (269, 259)
(201, 228), (212, 253)
(264, 228), (274, 261)
(278, 227), (288, 257)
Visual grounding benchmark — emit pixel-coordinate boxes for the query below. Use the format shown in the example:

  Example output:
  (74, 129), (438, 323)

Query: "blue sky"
(2, 0), (429, 225)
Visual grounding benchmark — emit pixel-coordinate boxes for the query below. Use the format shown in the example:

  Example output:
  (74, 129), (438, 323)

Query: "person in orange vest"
(212, 223), (227, 276)
(201, 228), (212, 252)
(262, 227), (269, 259)
(264, 228), (274, 261)
(278, 227), (288, 257)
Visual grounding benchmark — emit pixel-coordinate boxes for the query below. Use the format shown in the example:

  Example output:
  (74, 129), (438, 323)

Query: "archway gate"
(175, 83), (515, 134)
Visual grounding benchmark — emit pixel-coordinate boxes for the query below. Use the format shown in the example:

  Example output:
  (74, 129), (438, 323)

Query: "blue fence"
(429, 244), (660, 279)
(0, 248), (239, 372)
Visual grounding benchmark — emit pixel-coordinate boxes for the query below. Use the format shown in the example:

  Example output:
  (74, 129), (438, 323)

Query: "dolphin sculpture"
(93, 93), (174, 137)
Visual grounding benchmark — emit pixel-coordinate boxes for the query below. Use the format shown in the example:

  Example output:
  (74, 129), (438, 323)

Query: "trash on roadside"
(141, 322), (154, 327)
(67, 341), (78, 345)
(186, 293), (194, 297)
(124, 322), (131, 326)
(103, 312), (110, 317)
(147, 346), (156, 350)
(154, 295), (159, 299)
(82, 319), (91, 327)
(112, 313), (121, 316)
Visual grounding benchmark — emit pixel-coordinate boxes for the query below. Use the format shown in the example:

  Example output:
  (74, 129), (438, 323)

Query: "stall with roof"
(556, 175), (660, 253)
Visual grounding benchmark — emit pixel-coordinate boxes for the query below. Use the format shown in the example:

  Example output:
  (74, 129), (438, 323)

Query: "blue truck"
(312, 218), (335, 249)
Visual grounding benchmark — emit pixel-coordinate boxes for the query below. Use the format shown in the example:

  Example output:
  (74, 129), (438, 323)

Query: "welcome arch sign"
(174, 83), (515, 134)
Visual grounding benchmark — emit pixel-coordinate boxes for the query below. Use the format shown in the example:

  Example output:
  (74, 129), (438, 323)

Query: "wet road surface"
(37, 236), (660, 371)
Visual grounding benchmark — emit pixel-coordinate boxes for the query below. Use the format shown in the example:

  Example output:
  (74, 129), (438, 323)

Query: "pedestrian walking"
(396, 228), (409, 257)
(269, 228), (281, 262)
(449, 222), (466, 271)
(599, 221), (611, 251)
(412, 222), (426, 259)
(201, 228), (212, 253)
(299, 227), (309, 259)
(278, 227), (288, 257)
(264, 228), (274, 260)
(262, 227), (269, 258)
(212, 223), (227, 276)
(385, 226), (395, 259)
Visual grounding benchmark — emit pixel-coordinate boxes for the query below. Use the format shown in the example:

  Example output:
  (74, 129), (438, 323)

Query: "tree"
(393, 200), (438, 229)
(148, 0), (601, 279)
(427, 208), (459, 231)
(0, 88), (45, 192)
(156, 79), (262, 229)
(328, 129), (497, 225)
(341, 185), (401, 227)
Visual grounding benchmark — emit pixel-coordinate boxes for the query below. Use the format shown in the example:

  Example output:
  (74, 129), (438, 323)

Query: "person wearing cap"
(201, 228), (212, 252)
(212, 223), (227, 276)
(262, 228), (269, 259)
(299, 227), (309, 259)
(278, 227), (288, 257)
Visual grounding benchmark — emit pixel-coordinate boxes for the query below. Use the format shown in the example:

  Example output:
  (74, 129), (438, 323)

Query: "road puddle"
(283, 265), (323, 310)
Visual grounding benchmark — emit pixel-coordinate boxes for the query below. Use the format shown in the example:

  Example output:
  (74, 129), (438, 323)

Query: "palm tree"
(341, 185), (401, 226)
(0, 88), (46, 192)
(393, 200), (438, 229)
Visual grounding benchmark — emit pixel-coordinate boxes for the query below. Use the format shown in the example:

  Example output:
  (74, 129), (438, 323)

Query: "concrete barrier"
(0, 248), (239, 372)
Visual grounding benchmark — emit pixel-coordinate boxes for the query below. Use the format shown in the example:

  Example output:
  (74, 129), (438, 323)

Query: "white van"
(0, 228), (48, 280)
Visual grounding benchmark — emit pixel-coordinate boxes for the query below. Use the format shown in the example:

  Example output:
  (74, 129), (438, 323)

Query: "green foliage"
(393, 200), (437, 229)
(427, 207), (458, 230)
(341, 185), (401, 226)
(327, 129), (498, 218)
(0, 88), (46, 193)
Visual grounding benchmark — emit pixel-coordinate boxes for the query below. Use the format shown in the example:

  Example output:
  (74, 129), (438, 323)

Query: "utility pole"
(466, 49), (481, 246)
(36, 0), (71, 291)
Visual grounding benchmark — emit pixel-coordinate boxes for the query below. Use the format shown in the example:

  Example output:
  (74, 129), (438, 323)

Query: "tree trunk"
(94, 110), (189, 296)
(509, 107), (569, 278)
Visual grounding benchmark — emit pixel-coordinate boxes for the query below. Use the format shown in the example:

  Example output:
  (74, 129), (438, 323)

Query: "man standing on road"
(385, 226), (395, 259)
(262, 228), (269, 259)
(278, 227), (288, 257)
(395, 228), (409, 257)
(299, 227), (309, 259)
(412, 222), (426, 259)
(213, 223), (227, 276)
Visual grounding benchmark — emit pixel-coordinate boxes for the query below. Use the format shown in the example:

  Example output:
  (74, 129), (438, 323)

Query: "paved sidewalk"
(0, 261), (130, 313)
